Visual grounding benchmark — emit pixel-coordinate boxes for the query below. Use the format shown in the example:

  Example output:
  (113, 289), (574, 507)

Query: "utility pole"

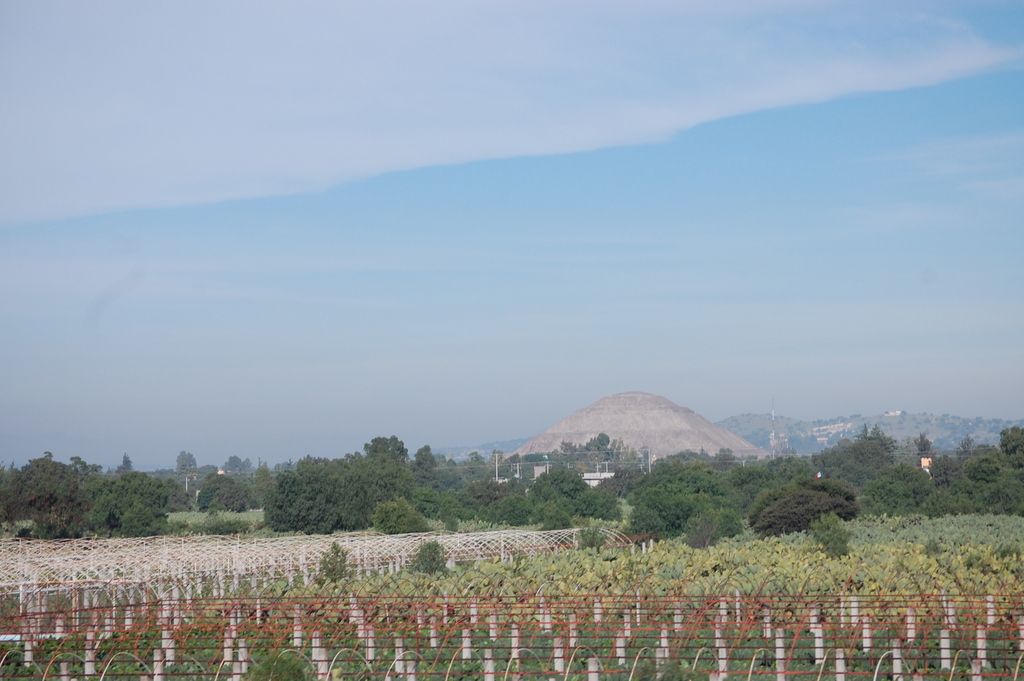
(771, 397), (778, 460)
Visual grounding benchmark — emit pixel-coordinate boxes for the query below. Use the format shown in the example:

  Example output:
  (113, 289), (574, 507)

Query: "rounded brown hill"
(513, 392), (768, 459)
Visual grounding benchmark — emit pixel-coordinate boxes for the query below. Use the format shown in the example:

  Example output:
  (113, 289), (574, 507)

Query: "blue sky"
(1, 1), (1023, 469)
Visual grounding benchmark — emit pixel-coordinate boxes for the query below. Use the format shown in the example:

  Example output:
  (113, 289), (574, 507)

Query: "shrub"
(202, 510), (252, 535)
(808, 512), (851, 558)
(316, 542), (353, 584)
(577, 527), (606, 550)
(244, 650), (312, 681)
(410, 540), (448, 575)
(685, 508), (743, 549)
(536, 502), (572, 530)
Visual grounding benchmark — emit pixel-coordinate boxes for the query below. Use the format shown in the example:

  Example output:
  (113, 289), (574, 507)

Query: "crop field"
(3, 518), (1024, 679)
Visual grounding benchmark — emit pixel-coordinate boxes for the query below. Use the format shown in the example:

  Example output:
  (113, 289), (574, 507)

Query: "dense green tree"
(365, 436), (409, 464)
(339, 453), (415, 530)
(956, 435), (977, 458)
(223, 455), (252, 473)
(248, 464), (275, 509)
(197, 472), (250, 512)
(486, 494), (533, 525)
(87, 471), (169, 537)
(411, 445), (437, 488)
(724, 465), (775, 513)
(315, 543), (353, 585)
(749, 478), (858, 536)
(529, 468), (589, 505)
(929, 456), (963, 489)
(372, 497), (429, 534)
(627, 461), (739, 539)
(265, 458), (345, 534)
(1001, 427), (1024, 469)
(0, 464), (19, 529)
(861, 464), (934, 516)
(462, 478), (511, 511)
(809, 513), (851, 558)
(963, 453), (1002, 485)
(629, 487), (711, 538)
(17, 453), (92, 538)
(574, 487), (620, 520)
(811, 426), (896, 491)
(176, 451), (197, 474)
(684, 508), (743, 548)
(535, 501), (573, 530)
(596, 468), (645, 498)
(116, 453), (133, 474)
(265, 446), (415, 534)
(409, 541), (448, 574)
(164, 477), (193, 511)
(915, 433), (932, 454)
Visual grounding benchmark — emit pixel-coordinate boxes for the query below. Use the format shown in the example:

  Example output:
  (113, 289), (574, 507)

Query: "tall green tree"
(176, 451), (197, 474)
(1001, 427), (1024, 469)
(17, 453), (93, 538)
(87, 471), (169, 537)
(862, 464), (934, 516)
(249, 464), (276, 509)
(197, 472), (250, 512)
(748, 478), (858, 536)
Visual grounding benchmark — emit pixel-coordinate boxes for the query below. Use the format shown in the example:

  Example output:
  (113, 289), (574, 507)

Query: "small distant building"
(533, 463), (550, 479)
(582, 471), (615, 487)
(885, 410), (904, 416)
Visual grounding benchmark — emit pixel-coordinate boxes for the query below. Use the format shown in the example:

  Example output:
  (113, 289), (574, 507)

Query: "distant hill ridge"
(716, 411), (1024, 455)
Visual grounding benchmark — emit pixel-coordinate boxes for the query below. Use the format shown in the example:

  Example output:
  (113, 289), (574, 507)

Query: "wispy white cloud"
(0, 0), (1018, 224)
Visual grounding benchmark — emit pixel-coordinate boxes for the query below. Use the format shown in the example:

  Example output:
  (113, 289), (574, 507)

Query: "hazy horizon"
(2, 2), (1023, 469)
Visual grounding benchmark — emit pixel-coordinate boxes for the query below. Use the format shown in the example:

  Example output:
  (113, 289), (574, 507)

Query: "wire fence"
(3, 593), (1024, 679)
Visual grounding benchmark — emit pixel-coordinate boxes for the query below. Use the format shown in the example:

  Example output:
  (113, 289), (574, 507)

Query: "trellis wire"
(4, 593), (1024, 679)
(1, 529), (629, 590)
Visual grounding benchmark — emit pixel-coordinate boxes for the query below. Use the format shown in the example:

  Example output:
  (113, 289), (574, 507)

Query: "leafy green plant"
(316, 542), (353, 584)
(373, 498), (429, 534)
(244, 650), (312, 681)
(808, 512), (851, 558)
(409, 540), (448, 575)
(577, 527), (606, 550)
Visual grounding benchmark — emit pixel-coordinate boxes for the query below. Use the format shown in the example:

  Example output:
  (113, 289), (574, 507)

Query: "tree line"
(3, 425), (1022, 542)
